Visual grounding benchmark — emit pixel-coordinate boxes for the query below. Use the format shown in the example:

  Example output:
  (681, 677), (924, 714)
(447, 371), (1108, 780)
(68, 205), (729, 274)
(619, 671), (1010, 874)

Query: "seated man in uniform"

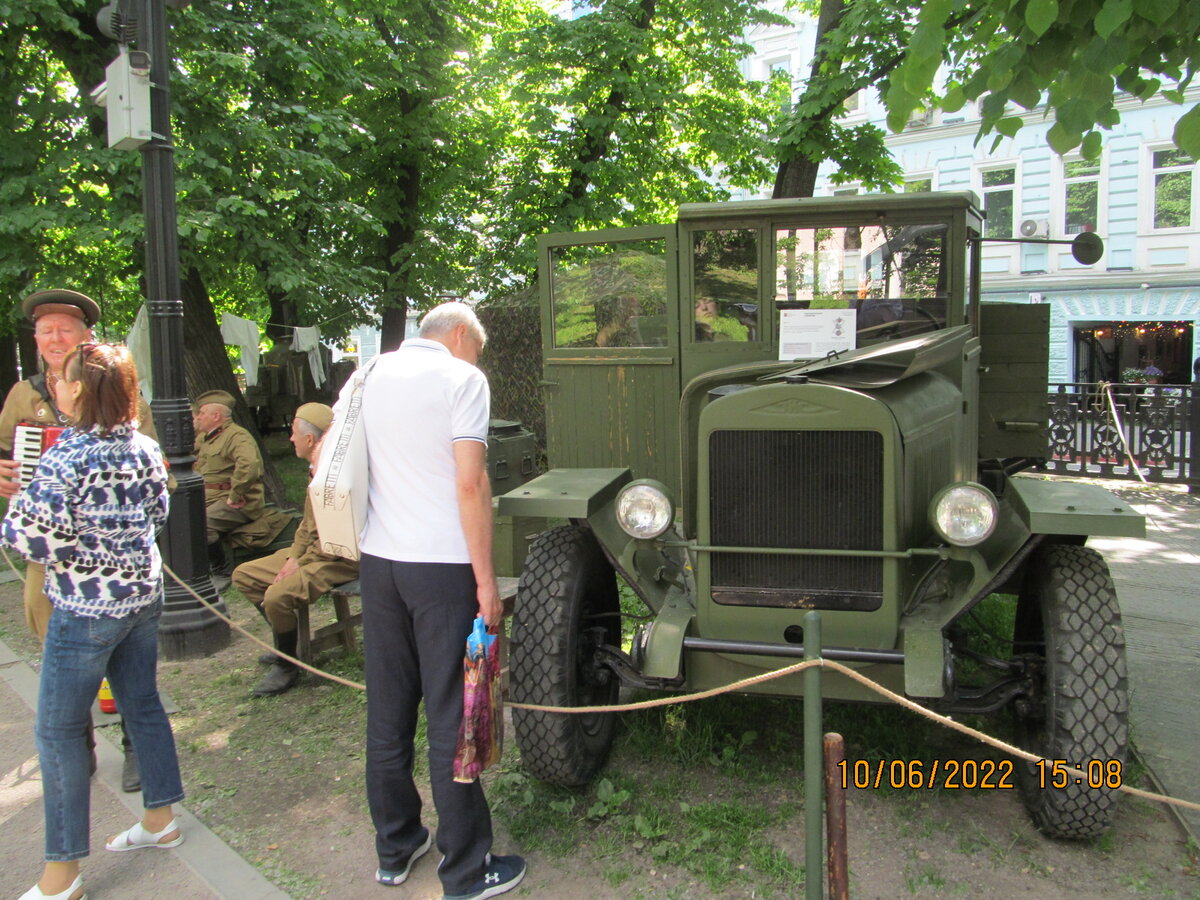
(232, 403), (358, 696)
(193, 390), (289, 586)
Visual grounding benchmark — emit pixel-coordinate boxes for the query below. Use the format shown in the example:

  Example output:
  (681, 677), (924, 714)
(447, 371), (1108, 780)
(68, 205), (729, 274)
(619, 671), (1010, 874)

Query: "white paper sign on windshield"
(778, 308), (856, 361)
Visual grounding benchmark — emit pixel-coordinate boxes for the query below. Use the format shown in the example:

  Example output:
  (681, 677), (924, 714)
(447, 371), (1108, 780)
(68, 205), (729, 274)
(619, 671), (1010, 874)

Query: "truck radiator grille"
(708, 430), (884, 611)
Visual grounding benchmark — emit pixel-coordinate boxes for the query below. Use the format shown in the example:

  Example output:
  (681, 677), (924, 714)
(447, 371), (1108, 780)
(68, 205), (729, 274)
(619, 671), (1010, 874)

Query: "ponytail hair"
(62, 343), (139, 435)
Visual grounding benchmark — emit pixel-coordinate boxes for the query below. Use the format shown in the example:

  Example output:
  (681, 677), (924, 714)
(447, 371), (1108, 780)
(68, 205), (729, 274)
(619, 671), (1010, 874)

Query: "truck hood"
(761, 325), (972, 390)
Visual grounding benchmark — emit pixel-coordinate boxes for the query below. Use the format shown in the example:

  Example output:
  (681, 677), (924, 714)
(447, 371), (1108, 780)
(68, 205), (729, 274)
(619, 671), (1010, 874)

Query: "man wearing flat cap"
(0, 288), (157, 792)
(193, 389), (289, 582)
(232, 403), (358, 696)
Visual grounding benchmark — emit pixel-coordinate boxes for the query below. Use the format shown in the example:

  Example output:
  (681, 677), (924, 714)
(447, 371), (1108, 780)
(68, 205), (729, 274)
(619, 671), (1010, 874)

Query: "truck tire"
(511, 524), (620, 786)
(1014, 543), (1128, 839)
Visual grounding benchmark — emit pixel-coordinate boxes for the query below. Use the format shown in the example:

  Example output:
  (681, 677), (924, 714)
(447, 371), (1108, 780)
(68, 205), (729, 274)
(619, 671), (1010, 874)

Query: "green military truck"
(497, 192), (1143, 839)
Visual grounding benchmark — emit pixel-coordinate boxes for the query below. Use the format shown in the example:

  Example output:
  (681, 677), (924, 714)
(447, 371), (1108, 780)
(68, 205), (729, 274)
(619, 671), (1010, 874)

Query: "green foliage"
(3, 0), (784, 342)
(473, 0), (783, 283)
(886, 0), (1200, 158)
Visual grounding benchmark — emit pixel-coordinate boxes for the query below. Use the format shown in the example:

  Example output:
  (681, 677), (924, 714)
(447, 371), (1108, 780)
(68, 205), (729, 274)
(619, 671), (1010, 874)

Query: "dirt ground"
(1, 572), (1196, 900)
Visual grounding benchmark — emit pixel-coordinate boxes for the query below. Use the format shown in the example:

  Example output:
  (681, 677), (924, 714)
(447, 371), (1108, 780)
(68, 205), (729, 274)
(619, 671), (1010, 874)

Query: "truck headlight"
(615, 480), (674, 539)
(930, 483), (997, 547)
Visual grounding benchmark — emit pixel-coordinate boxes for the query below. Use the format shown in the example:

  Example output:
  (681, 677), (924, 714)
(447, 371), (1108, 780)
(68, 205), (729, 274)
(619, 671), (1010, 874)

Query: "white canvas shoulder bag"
(309, 355), (380, 560)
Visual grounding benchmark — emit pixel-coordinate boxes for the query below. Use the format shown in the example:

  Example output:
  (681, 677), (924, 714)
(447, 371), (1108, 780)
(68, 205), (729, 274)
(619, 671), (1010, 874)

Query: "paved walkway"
(0, 639), (288, 900)
(1087, 485), (1200, 840)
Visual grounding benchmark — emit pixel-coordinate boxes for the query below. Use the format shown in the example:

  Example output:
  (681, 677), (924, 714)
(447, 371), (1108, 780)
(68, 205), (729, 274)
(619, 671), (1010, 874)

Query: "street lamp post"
(134, 0), (230, 657)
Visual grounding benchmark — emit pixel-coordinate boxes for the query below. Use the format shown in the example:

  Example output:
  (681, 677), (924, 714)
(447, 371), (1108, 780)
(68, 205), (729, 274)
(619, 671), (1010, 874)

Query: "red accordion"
(13, 423), (65, 489)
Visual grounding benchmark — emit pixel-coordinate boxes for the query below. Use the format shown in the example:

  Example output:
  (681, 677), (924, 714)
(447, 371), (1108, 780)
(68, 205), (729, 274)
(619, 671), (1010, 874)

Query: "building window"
(904, 177), (932, 193)
(1151, 148), (1194, 229)
(843, 90), (861, 114)
(766, 58), (792, 111)
(1063, 158), (1100, 234)
(906, 105), (933, 129)
(981, 167), (1016, 238)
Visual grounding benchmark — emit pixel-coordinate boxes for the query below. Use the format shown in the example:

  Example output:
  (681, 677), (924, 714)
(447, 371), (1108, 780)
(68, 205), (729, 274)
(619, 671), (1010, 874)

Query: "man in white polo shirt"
(358, 301), (525, 900)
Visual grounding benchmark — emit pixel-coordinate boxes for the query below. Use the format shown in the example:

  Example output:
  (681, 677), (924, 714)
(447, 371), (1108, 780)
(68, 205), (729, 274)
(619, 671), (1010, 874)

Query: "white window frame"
(1143, 144), (1198, 233)
(903, 173), (935, 193)
(977, 163), (1019, 239)
(1056, 153), (1106, 238)
(841, 89), (866, 120)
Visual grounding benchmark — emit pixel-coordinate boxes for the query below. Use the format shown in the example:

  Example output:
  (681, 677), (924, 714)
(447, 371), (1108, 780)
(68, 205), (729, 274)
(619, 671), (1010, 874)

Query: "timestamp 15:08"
(1035, 759), (1124, 789)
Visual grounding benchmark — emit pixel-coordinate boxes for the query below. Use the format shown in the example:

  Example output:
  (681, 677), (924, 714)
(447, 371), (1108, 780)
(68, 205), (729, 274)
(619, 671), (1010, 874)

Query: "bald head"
(419, 301), (487, 365)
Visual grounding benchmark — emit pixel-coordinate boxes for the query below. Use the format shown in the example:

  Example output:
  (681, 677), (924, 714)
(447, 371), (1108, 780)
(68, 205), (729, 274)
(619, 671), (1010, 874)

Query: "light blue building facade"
(738, 6), (1199, 386)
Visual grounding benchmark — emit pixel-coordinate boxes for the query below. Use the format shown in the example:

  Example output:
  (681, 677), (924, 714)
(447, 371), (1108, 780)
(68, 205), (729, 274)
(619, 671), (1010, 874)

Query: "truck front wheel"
(510, 524), (621, 786)
(1014, 543), (1129, 839)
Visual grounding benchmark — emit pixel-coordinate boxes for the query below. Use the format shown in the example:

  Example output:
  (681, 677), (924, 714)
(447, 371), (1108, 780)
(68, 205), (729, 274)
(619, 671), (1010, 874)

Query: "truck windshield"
(775, 222), (949, 351)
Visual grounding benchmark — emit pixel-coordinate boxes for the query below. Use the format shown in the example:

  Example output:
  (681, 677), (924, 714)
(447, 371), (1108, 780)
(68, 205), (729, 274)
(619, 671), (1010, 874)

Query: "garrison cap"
(22, 289), (101, 328)
(196, 390), (236, 410)
(294, 402), (333, 434)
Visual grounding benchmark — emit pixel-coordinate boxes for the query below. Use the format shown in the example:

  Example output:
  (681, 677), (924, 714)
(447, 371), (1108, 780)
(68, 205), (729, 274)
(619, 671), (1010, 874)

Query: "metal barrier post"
(1190, 380), (1199, 494)
(823, 732), (849, 900)
(804, 610), (824, 900)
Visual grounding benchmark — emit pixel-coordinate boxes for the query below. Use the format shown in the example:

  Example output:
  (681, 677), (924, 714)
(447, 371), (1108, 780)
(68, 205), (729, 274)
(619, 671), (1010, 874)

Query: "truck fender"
(1006, 478), (1144, 539)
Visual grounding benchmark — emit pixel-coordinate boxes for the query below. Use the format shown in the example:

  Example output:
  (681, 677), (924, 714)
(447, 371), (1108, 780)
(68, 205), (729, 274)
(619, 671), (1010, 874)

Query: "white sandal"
(18, 874), (86, 900)
(105, 818), (184, 852)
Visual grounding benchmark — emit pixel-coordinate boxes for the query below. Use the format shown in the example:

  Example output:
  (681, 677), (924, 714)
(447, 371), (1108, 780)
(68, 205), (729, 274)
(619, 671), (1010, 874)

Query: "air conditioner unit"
(1019, 218), (1049, 238)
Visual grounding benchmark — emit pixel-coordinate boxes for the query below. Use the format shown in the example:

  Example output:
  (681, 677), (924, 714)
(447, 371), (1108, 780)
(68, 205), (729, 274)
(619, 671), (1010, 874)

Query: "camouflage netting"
(478, 289), (545, 461)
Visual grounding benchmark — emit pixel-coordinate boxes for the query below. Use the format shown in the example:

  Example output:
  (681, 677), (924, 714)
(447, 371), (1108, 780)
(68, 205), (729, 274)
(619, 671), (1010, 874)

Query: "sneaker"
(442, 854), (526, 900)
(376, 829), (432, 886)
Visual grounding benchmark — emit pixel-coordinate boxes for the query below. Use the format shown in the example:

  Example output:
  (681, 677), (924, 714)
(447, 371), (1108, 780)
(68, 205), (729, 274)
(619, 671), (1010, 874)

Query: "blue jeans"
(37, 600), (184, 861)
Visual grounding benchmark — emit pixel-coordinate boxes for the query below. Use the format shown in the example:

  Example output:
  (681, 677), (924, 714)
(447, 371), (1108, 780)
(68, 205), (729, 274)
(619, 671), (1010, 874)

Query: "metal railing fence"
(1043, 382), (1199, 489)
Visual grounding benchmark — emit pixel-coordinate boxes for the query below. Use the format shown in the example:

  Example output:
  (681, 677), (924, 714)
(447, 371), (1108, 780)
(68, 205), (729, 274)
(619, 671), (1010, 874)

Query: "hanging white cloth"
(126, 305), (154, 401)
(220, 312), (261, 387)
(293, 325), (326, 387)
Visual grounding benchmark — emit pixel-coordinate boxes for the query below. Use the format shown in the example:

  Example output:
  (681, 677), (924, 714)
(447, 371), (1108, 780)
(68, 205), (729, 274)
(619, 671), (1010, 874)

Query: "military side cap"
(22, 289), (101, 327)
(196, 390), (236, 409)
(294, 402), (334, 433)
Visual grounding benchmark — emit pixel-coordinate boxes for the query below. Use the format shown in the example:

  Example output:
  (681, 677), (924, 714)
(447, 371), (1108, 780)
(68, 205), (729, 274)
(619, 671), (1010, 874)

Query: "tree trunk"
(773, 156), (822, 200)
(181, 265), (286, 505)
(773, 0), (846, 200)
(378, 178), (420, 352)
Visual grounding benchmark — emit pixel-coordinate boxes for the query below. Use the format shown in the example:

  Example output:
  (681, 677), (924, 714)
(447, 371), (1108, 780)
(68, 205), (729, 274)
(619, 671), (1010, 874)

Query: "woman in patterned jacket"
(3, 343), (183, 900)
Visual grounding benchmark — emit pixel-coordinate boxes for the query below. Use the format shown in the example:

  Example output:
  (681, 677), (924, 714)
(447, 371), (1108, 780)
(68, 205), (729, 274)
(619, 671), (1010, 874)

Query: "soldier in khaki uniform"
(0, 288), (153, 791)
(232, 403), (358, 696)
(193, 389), (289, 579)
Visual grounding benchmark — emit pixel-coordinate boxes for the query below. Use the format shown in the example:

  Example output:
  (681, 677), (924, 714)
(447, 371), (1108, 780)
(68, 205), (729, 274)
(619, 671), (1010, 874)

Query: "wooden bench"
(296, 576), (519, 664)
(296, 582), (362, 662)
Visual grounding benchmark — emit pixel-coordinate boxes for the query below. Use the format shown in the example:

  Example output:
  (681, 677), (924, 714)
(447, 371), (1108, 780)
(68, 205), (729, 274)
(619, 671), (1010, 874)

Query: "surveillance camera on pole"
(92, 45), (153, 150)
(93, 1), (153, 150)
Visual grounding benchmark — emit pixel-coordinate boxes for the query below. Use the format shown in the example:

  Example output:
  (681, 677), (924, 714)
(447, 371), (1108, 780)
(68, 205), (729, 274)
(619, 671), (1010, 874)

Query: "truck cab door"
(538, 225), (683, 495)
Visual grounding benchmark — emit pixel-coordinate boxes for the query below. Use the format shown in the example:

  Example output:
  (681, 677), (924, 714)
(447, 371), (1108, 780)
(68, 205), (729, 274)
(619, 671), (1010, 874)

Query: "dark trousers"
(361, 554), (492, 894)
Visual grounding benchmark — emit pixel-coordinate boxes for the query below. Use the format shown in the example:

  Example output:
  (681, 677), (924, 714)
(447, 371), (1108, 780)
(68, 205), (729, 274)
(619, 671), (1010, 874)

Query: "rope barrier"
(1096, 382), (1149, 483)
(4, 549), (1196, 815)
(151, 563), (1200, 814)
